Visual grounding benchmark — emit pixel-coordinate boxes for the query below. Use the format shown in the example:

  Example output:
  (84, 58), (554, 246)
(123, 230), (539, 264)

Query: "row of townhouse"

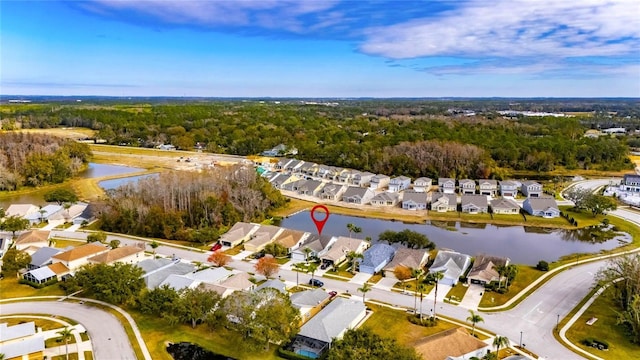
(3, 202), (94, 225)
(266, 157), (545, 197)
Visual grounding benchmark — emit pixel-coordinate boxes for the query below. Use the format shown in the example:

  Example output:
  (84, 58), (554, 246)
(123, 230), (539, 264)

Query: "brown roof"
(16, 230), (50, 245)
(413, 328), (489, 360)
(52, 243), (108, 262)
(384, 248), (428, 272)
(220, 272), (254, 290)
(47, 262), (70, 275)
(88, 246), (143, 264)
(274, 229), (306, 249)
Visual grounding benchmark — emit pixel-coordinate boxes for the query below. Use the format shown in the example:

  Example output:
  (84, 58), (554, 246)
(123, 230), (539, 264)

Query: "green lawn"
(445, 283), (469, 303)
(0, 277), (65, 300)
(479, 265), (544, 308)
(565, 287), (639, 360)
(362, 304), (457, 346)
(2, 317), (66, 331)
(45, 335), (77, 348)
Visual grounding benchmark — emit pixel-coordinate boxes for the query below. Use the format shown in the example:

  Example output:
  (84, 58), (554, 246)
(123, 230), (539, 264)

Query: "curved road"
(0, 301), (137, 360)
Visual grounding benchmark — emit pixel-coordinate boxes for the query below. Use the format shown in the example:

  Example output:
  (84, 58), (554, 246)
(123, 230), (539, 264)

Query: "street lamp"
(519, 331), (523, 348)
(556, 314), (560, 332)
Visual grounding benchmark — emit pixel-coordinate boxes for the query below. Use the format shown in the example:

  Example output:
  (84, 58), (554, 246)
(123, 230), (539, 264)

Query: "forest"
(97, 165), (286, 242)
(0, 132), (92, 190)
(1, 100), (637, 178)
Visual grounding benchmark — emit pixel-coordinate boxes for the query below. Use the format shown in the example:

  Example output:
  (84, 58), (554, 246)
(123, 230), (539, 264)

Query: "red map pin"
(310, 205), (330, 235)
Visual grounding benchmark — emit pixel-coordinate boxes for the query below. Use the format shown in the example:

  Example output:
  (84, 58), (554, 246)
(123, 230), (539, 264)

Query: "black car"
(320, 262), (330, 270)
(309, 279), (324, 287)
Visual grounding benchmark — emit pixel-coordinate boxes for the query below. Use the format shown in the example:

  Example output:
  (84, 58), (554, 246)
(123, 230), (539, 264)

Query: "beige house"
(87, 245), (145, 265)
(467, 254), (510, 285)
(51, 243), (109, 271)
(383, 248), (429, 277)
(219, 222), (260, 247)
(243, 225), (283, 253)
(319, 236), (369, 266)
(274, 229), (309, 252)
(15, 231), (51, 251)
(413, 327), (491, 360)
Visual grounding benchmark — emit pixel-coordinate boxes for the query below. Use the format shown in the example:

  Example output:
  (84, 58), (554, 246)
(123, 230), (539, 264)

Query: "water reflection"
(80, 163), (144, 178)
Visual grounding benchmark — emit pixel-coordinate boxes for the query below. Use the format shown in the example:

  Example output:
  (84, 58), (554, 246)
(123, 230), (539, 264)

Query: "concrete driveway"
(459, 283), (484, 310)
(374, 277), (398, 291)
(348, 272), (372, 285)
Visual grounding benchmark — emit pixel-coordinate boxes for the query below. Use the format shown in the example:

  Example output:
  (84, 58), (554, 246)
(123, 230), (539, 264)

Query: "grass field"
(0, 277), (65, 300)
(1, 317), (68, 331)
(565, 287), (639, 360)
(445, 283), (469, 302)
(478, 265), (544, 308)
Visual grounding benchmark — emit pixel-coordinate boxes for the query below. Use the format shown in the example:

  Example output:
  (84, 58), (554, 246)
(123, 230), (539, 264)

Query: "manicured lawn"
(445, 283), (469, 302)
(368, 273), (384, 284)
(0, 278), (65, 300)
(84, 351), (94, 360)
(224, 244), (244, 255)
(479, 265), (544, 307)
(362, 304), (457, 346)
(3, 318), (66, 331)
(565, 287), (638, 360)
(276, 257), (290, 265)
(271, 198), (315, 217)
(52, 354), (79, 360)
(45, 335), (77, 348)
(131, 309), (281, 360)
(51, 238), (85, 248)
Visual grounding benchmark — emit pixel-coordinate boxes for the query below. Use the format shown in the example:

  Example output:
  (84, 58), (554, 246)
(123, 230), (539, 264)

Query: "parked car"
(210, 242), (222, 252)
(320, 262), (330, 270)
(309, 279), (324, 287)
(328, 291), (337, 298)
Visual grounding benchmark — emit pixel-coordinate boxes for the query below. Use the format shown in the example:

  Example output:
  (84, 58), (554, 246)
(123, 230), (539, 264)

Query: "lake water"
(281, 212), (630, 265)
(99, 173), (159, 190)
(80, 163), (145, 178)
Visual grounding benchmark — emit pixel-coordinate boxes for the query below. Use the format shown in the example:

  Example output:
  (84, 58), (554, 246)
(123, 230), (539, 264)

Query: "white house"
(402, 191), (428, 210)
(429, 250), (471, 286)
(413, 177), (432, 192)
(522, 196), (560, 218)
(388, 176), (411, 192)
(369, 174), (391, 190)
(438, 178), (456, 194)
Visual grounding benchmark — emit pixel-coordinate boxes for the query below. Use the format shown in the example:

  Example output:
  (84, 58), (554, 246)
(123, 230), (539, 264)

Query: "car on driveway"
(309, 279), (324, 287)
(210, 242), (222, 252)
(328, 291), (337, 298)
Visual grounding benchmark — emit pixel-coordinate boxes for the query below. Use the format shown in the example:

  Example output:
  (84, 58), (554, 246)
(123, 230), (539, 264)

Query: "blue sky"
(2, 0), (639, 97)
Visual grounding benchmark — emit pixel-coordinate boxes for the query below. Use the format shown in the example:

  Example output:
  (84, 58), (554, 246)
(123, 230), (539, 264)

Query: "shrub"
(408, 315), (438, 327)
(536, 260), (549, 271)
(602, 218), (609, 226)
(277, 347), (312, 360)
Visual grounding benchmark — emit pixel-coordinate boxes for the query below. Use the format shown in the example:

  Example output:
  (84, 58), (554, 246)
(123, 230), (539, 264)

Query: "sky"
(1, 0), (639, 97)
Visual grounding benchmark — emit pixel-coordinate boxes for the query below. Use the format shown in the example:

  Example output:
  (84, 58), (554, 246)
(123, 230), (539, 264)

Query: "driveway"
(458, 283), (484, 310)
(0, 301), (137, 360)
(374, 277), (398, 291)
(348, 272), (372, 285)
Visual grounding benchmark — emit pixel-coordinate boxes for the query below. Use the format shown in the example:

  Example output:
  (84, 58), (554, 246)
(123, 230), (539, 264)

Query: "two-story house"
(458, 179), (476, 195)
(388, 176), (412, 192)
(438, 178), (456, 194)
(412, 177), (433, 192)
(499, 180), (519, 197)
(369, 174), (391, 190)
(521, 180), (543, 198)
(351, 172), (375, 187)
(478, 179), (498, 197)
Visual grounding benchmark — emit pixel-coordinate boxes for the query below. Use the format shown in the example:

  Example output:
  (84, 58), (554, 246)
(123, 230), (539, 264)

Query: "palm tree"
(504, 264), (518, 288)
(418, 283), (427, 320)
(307, 262), (319, 283)
(63, 202), (72, 221)
(357, 283), (372, 303)
(431, 271), (445, 319)
(57, 327), (73, 360)
(496, 264), (507, 289)
(466, 310), (484, 336)
(292, 262), (306, 287)
(347, 223), (356, 237)
(38, 207), (47, 224)
(493, 335), (510, 355)
(352, 225), (362, 237)
(410, 268), (424, 314)
(346, 251), (363, 274)
(303, 247), (313, 263)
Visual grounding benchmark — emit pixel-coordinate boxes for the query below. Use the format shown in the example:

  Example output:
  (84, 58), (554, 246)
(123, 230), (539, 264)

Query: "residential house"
(383, 248), (429, 278)
(297, 180), (324, 197)
(413, 177), (433, 192)
(138, 258), (197, 289)
(255, 279), (288, 294)
(15, 230), (50, 251)
(370, 192), (400, 206)
(159, 273), (202, 291)
(430, 193), (457, 212)
(458, 179), (476, 195)
(521, 180), (543, 198)
(438, 178), (456, 194)
(319, 236), (369, 267)
(188, 267), (235, 285)
(429, 250), (472, 286)
(262, 144), (297, 157)
(284, 159), (304, 172)
(467, 254), (510, 285)
(24, 204), (63, 225)
(269, 173), (300, 189)
(338, 169), (354, 184)
(388, 176), (412, 192)
(300, 162), (319, 177)
(523, 196), (560, 218)
(369, 174), (391, 190)
(412, 327), (491, 360)
(157, 144), (176, 151)
(357, 243), (396, 274)
(402, 191), (428, 210)
(326, 167), (344, 182)
(274, 229), (309, 253)
(461, 194), (489, 214)
(4, 203), (39, 218)
(23, 262), (70, 284)
(316, 165), (332, 179)
(319, 183), (345, 201)
(620, 173), (640, 192)
(499, 180), (519, 197)
(289, 289), (331, 324)
(341, 187), (375, 205)
(243, 225), (283, 253)
(219, 222), (260, 248)
(351, 171), (375, 187)
(478, 179), (498, 197)
(281, 178), (305, 192)
(275, 158), (294, 170)
(219, 272), (255, 292)
(72, 203), (96, 225)
(291, 235), (336, 262)
(87, 245), (145, 265)
(28, 247), (61, 270)
(289, 297), (367, 359)
(0, 322), (45, 360)
(51, 243), (110, 271)
(490, 198), (520, 214)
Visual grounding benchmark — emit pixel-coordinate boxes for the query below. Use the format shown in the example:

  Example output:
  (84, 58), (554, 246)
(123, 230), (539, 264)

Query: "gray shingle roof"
(256, 279), (288, 294)
(360, 243), (396, 269)
(29, 247), (61, 267)
(297, 297), (366, 343)
(403, 191), (428, 203)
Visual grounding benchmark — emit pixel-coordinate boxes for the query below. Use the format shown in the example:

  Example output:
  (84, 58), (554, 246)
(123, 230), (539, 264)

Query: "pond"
(99, 173), (159, 190)
(167, 342), (236, 360)
(80, 163), (145, 178)
(280, 212), (630, 265)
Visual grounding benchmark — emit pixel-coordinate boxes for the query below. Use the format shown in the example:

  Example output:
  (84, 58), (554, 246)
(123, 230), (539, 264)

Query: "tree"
(492, 335), (510, 354)
(177, 286), (222, 328)
(0, 215), (30, 237)
(418, 283), (427, 320)
(292, 262), (306, 287)
(431, 271), (445, 319)
(302, 247), (313, 262)
(358, 283), (372, 303)
(394, 265), (413, 282)
(563, 186), (592, 209)
(583, 194), (617, 217)
(207, 251), (231, 267)
(44, 188), (78, 205)
(1, 249), (31, 277)
(378, 229), (435, 249)
(56, 327), (73, 360)
(536, 260), (549, 271)
(504, 264), (518, 288)
(466, 310), (484, 336)
(254, 255), (279, 278)
(264, 242), (288, 257)
(596, 254), (640, 310)
(617, 294), (640, 344)
(74, 263), (145, 305)
(138, 285), (180, 318)
(346, 223), (358, 238)
(109, 239), (120, 249)
(87, 231), (107, 243)
(149, 240), (159, 256)
(346, 251), (363, 274)
(250, 289), (300, 350)
(326, 328), (420, 360)
(307, 262), (319, 283)
(411, 268), (424, 314)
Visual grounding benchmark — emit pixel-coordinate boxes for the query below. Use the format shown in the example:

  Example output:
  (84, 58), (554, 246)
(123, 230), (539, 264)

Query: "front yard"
(478, 265), (544, 308)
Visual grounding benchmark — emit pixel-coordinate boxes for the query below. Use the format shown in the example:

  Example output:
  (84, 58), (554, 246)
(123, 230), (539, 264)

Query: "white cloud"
(360, 0), (640, 59)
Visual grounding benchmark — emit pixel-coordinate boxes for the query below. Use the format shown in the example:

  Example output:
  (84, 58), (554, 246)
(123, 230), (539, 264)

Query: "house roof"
(87, 245), (143, 264)
(296, 234), (334, 254)
(159, 274), (200, 290)
(47, 262), (70, 275)
(290, 288), (330, 308)
(403, 191), (428, 203)
(298, 179), (323, 192)
(321, 184), (343, 196)
(51, 243), (108, 262)
(220, 272), (253, 290)
(479, 179), (498, 186)
(24, 205), (62, 221)
(391, 176), (411, 183)
(525, 196), (559, 211)
(29, 247), (62, 267)
(247, 224), (283, 248)
(255, 279), (288, 294)
(25, 266), (56, 281)
(16, 230), (50, 246)
(321, 237), (367, 262)
(384, 248), (428, 272)
(490, 198), (520, 210)
(499, 180), (519, 187)
(461, 194), (488, 208)
(414, 177), (432, 185)
(468, 254), (510, 283)
(429, 251), (471, 280)
(431, 192), (456, 205)
(360, 243), (396, 269)
(0, 322), (36, 341)
(413, 327), (489, 360)
(220, 222), (259, 244)
(438, 178), (455, 185)
(275, 229), (307, 249)
(342, 186), (370, 199)
(188, 267), (234, 284)
(300, 162), (318, 171)
(371, 174), (390, 181)
(624, 174), (640, 183)
(5, 204), (39, 217)
(459, 179), (476, 186)
(371, 192), (399, 202)
(138, 258), (196, 289)
(298, 297), (366, 343)
(521, 180), (542, 188)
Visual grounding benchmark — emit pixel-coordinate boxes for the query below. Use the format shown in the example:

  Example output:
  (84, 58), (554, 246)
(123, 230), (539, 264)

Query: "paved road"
(0, 301), (137, 360)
